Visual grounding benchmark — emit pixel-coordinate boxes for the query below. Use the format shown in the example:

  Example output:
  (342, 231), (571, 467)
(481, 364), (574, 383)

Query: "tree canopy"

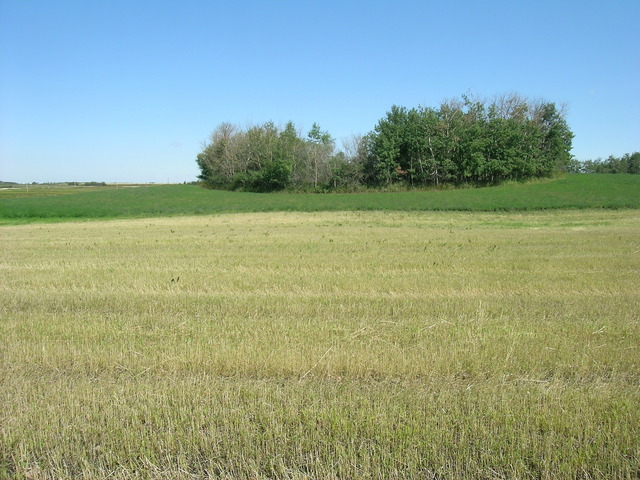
(196, 121), (340, 191)
(365, 94), (573, 186)
(196, 94), (576, 191)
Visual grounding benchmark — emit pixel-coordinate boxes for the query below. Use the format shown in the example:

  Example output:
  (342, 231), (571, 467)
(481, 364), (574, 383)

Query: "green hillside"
(1, 174), (638, 225)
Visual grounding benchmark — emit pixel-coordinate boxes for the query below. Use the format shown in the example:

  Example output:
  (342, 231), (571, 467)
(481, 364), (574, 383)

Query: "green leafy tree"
(306, 123), (334, 188)
(368, 105), (408, 186)
(625, 152), (640, 174)
(252, 160), (291, 191)
(532, 102), (574, 175)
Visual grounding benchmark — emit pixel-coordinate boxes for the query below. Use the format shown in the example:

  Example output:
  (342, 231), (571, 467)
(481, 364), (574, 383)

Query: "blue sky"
(1, 0), (638, 183)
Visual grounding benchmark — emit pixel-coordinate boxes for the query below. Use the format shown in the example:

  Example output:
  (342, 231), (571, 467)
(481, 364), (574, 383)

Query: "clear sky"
(1, 0), (638, 183)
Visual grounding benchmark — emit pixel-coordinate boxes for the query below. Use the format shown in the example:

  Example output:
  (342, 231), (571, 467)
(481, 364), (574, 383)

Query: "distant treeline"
(68, 181), (108, 186)
(0, 181), (108, 186)
(196, 93), (574, 191)
(568, 153), (640, 174)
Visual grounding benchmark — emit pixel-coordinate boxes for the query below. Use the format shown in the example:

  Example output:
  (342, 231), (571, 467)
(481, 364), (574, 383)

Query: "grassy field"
(1, 174), (639, 224)
(0, 184), (117, 199)
(2, 209), (639, 479)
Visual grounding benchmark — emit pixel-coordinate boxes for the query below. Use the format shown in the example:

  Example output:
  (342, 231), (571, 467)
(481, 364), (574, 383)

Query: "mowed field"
(1, 208), (639, 479)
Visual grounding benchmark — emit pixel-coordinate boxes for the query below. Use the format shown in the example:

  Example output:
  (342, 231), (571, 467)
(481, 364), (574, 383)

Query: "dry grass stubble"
(1, 210), (639, 478)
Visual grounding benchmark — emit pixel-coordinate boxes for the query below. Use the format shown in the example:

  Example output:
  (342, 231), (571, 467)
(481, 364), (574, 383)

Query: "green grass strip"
(1, 174), (638, 224)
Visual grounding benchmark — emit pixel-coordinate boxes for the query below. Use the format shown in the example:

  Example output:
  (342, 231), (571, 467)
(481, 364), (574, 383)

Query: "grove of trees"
(196, 121), (339, 191)
(196, 94), (575, 191)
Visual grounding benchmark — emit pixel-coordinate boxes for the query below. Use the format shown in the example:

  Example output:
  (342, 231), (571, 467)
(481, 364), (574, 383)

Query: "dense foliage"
(196, 121), (339, 191)
(196, 94), (574, 191)
(568, 152), (640, 174)
(366, 94), (573, 186)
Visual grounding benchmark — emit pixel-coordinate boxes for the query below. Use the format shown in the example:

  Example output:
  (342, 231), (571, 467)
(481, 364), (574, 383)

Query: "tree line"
(567, 152), (640, 174)
(196, 93), (575, 191)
